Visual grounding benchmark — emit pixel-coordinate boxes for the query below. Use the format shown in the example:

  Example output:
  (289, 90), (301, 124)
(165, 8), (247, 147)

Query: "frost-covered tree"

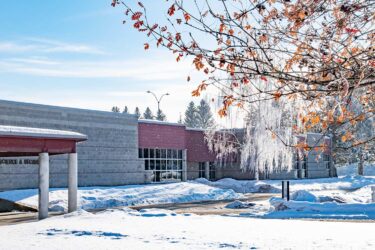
(156, 109), (167, 121)
(122, 106), (129, 114)
(184, 101), (198, 128)
(111, 106), (120, 113)
(196, 99), (214, 129)
(143, 107), (154, 120)
(206, 81), (295, 180)
(134, 107), (141, 119)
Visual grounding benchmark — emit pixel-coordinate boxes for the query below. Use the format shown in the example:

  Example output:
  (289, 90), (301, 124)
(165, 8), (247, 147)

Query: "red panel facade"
(185, 130), (216, 162)
(138, 122), (216, 162)
(138, 122), (187, 150)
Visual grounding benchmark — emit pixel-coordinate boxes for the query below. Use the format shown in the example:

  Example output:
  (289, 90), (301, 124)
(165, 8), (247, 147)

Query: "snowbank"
(0, 182), (243, 212)
(290, 190), (318, 202)
(0, 208), (374, 249)
(268, 198), (375, 220)
(337, 164), (375, 176)
(195, 175), (375, 194)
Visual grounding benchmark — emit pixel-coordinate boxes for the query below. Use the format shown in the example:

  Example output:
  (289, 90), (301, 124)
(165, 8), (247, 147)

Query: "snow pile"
(290, 190), (318, 202)
(0, 182), (243, 212)
(195, 178), (281, 193)
(337, 164), (375, 176)
(195, 175), (375, 194)
(1, 208), (375, 249)
(225, 200), (255, 209)
(268, 198), (375, 220)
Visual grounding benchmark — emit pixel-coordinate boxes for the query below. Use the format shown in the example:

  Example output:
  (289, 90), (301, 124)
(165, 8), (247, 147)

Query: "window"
(199, 162), (206, 178)
(209, 163), (216, 180)
(140, 147), (185, 183)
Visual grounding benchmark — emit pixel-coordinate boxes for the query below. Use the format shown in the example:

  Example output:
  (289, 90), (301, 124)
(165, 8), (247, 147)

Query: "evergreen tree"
(184, 101), (198, 128)
(143, 107), (154, 119)
(196, 99), (215, 129)
(122, 106), (129, 114)
(156, 109), (167, 121)
(134, 107), (141, 119)
(111, 106), (120, 113)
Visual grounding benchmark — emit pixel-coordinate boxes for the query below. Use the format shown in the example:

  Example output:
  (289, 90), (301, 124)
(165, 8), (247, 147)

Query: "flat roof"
(0, 125), (87, 141)
(138, 119), (186, 127)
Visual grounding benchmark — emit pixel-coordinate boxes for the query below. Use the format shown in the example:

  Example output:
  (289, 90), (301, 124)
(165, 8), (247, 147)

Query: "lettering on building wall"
(0, 159), (39, 165)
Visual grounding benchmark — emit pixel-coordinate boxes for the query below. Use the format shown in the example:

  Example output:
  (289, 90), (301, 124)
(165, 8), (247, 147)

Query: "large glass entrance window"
(139, 148), (184, 182)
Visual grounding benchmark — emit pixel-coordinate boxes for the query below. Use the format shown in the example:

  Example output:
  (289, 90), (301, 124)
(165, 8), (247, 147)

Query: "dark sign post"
(282, 180), (290, 201)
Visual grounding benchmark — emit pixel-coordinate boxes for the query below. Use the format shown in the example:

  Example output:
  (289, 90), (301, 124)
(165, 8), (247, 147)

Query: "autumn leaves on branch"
(112, 0), (374, 149)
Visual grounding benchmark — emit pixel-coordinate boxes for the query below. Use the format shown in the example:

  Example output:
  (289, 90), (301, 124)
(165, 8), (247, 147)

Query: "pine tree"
(134, 107), (141, 119)
(111, 106), (120, 113)
(196, 99), (215, 129)
(156, 109), (167, 121)
(122, 106), (129, 114)
(143, 107), (154, 119)
(184, 101), (198, 128)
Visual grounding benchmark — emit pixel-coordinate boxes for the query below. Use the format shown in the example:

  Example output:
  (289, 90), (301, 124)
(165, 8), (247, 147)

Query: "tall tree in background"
(156, 109), (167, 121)
(122, 106), (129, 114)
(177, 113), (183, 124)
(184, 101), (198, 128)
(134, 107), (141, 119)
(143, 107), (154, 119)
(114, 0), (375, 152)
(111, 106), (120, 113)
(196, 99), (214, 129)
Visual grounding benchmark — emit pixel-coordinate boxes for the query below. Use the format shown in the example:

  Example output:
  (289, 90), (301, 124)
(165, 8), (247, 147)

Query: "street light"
(146, 90), (170, 113)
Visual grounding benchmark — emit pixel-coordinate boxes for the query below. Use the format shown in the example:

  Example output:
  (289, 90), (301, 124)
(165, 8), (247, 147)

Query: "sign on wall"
(0, 159), (39, 165)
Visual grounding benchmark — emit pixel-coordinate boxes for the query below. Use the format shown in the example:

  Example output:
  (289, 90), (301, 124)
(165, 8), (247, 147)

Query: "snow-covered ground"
(0, 208), (374, 250)
(0, 182), (243, 212)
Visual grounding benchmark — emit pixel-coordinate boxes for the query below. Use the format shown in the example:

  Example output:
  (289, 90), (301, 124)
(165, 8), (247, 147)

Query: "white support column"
(38, 152), (49, 220)
(182, 150), (187, 182)
(68, 153), (78, 213)
(205, 161), (210, 180)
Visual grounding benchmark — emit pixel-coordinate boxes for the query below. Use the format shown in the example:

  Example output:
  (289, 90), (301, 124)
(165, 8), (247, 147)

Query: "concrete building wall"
(0, 100), (144, 191)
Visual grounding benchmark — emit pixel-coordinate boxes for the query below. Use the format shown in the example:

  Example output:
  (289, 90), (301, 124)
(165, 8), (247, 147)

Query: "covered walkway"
(0, 125), (87, 219)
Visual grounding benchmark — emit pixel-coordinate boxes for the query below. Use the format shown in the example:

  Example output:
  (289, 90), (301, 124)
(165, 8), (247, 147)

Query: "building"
(0, 99), (333, 191)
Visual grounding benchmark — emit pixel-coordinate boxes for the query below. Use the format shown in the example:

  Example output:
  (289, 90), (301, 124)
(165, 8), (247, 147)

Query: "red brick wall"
(138, 122), (186, 149)
(185, 129), (216, 162)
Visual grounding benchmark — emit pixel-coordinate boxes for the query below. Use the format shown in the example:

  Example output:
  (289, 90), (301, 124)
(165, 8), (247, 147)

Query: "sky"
(0, 0), (211, 122)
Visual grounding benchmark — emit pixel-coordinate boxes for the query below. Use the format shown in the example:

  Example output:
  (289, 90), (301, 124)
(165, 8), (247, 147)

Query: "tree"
(111, 106), (120, 113)
(114, 0), (374, 151)
(184, 101), (198, 128)
(143, 107), (154, 119)
(177, 113), (183, 124)
(156, 109), (167, 121)
(134, 107), (141, 119)
(123, 106), (129, 114)
(196, 99), (215, 129)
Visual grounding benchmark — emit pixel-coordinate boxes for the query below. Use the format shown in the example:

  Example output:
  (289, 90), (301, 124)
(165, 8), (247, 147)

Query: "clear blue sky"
(0, 0), (205, 121)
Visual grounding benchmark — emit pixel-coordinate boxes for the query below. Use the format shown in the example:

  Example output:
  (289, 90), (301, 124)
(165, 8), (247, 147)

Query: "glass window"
(167, 149), (172, 158)
(172, 150), (178, 159)
(209, 163), (216, 180)
(144, 148), (149, 158)
(145, 160), (149, 170)
(138, 148), (143, 158)
(178, 150), (183, 159)
(161, 160), (166, 170)
(150, 160), (155, 170)
(167, 160), (173, 170)
(156, 149), (160, 158)
(156, 160), (161, 170)
(199, 162), (206, 178)
(150, 149), (155, 158)
(161, 149), (166, 158)
(178, 160), (182, 170)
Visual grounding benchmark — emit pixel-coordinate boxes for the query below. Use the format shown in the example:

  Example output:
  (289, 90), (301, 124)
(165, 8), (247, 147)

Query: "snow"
(1, 208), (374, 249)
(337, 164), (375, 176)
(0, 181), (243, 212)
(225, 200), (255, 209)
(290, 190), (318, 202)
(197, 175), (375, 193)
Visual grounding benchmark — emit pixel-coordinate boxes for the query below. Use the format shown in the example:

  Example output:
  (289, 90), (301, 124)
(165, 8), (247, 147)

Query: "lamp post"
(146, 90), (170, 113)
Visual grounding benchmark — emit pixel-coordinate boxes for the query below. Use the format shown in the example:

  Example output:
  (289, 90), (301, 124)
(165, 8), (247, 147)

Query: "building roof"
(0, 125), (87, 141)
(138, 119), (186, 127)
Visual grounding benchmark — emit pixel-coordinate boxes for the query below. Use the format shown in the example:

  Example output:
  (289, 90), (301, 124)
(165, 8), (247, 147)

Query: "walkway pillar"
(205, 161), (210, 180)
(68, 153), (78, 213)
(182, 150), (187, 181)
(38, 152), (49, 220)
